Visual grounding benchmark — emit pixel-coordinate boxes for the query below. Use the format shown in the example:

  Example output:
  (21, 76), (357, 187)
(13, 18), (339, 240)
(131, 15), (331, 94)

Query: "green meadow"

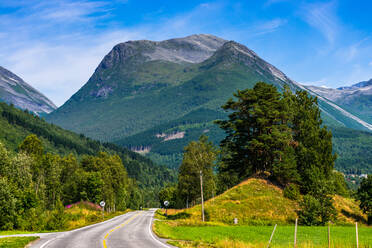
(155, 221), (372, 247)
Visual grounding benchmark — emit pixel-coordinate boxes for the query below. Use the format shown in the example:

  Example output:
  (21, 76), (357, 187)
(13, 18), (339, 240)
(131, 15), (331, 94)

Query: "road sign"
(164, 201), (169, 207)
(100, 201), (106, 207)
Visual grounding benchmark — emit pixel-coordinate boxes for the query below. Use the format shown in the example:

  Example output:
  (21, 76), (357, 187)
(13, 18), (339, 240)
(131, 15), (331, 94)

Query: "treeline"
(160, 82), (351, 226)
(0, 102), (176, 206)
(0, 134), (143, 230)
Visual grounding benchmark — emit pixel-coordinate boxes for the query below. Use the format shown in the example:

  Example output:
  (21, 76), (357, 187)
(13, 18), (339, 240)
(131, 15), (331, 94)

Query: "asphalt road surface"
(24, 209), (174, 248)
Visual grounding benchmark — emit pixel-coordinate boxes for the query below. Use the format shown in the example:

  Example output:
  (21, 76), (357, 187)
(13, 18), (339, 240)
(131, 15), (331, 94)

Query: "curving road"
(22, 209), (173, 248)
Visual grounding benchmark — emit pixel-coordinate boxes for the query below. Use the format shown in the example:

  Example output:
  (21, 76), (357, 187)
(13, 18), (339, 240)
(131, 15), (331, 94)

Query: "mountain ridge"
(306, 80), (372, 125)
(0, 66), (56, 114)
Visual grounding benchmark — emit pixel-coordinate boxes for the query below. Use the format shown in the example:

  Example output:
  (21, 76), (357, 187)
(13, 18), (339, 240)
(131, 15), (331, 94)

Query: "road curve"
(27, 209), (174, 248)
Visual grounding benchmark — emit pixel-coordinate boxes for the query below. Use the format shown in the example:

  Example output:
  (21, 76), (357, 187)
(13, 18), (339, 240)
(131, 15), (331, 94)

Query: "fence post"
(356, 222), (359, 248)
(294, 218), (298, 248)
(267, 224), (277, 248)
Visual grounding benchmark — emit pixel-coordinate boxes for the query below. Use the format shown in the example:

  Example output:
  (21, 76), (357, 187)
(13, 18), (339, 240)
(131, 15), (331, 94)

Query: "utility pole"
(200, 170), (205, 222)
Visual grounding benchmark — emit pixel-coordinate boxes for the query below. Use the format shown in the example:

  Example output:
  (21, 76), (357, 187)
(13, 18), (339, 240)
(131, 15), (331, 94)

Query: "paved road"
(16, 209), (173, 248)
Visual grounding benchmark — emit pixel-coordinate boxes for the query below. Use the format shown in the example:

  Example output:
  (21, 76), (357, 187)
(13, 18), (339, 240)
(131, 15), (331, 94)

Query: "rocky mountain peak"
(99, 34), (227, 71)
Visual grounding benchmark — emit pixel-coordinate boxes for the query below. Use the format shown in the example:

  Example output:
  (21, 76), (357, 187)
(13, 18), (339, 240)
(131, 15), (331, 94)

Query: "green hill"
(163, 178), (366, 225)
(0, 102), (176, 192)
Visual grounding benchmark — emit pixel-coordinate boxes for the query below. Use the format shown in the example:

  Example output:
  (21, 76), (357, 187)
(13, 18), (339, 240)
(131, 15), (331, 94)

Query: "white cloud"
(299, 1), (338, 44)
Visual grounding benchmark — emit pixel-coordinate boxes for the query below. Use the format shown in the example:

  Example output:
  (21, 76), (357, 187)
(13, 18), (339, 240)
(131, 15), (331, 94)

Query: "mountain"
(0, 101), (175, 193)
(46, 34), (372, 168)
(306, 79), (372, 124)
(0, 66), (56, 114)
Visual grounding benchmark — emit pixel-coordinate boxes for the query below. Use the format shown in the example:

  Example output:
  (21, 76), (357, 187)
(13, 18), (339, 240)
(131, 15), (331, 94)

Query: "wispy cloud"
(264, 0), (289, 7)
(253, 18), (287, 36)
(299, 1), (338, 44)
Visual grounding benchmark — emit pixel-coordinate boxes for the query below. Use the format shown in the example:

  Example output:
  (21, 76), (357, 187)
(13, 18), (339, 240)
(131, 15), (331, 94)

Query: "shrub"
(299, 194), (337, 226)
(283, 184), (300, 200)
(46, 200), (67, 230)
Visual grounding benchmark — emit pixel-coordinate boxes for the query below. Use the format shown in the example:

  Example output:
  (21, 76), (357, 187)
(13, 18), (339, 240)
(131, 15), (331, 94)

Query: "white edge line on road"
(148, 210), (172, 248)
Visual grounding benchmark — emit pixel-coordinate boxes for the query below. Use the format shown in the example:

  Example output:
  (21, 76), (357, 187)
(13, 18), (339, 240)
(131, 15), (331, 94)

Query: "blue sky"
(1, 0), (372, 106)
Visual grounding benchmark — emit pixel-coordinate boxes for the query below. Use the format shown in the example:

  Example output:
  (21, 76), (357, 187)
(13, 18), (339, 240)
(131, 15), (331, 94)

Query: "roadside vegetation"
(0, 134), (138, 231)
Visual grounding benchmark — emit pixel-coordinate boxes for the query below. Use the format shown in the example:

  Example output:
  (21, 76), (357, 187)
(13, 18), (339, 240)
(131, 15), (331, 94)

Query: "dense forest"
(0, 102), (176, 207)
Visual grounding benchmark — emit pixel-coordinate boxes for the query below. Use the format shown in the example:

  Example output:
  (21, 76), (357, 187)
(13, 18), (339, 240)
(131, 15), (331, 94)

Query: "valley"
(1, 4), (372, 246)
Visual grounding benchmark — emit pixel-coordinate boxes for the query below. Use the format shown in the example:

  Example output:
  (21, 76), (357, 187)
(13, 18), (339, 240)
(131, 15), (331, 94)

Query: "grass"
(0, 203), (132, 234)
(0, 237), (38, 248)
(154, 221), (372, 248)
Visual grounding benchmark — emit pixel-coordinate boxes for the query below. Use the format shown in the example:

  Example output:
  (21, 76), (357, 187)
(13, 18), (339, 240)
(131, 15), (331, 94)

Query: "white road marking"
(148, 210), (172, 248)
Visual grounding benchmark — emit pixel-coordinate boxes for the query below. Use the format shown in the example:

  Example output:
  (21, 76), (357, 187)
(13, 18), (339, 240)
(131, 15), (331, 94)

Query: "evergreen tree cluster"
(216, 83), (336, 194)
(0, 135), (142, 230)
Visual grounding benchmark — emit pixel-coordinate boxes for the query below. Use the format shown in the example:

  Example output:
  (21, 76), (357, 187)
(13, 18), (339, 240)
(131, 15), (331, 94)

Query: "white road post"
(294, 218), (298, 248)
(200, 170), (205, 222)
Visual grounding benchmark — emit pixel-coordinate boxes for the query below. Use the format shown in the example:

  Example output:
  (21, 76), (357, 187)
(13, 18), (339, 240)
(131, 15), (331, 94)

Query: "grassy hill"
(161, 178), (366, 225)
(0, 102), (176, 193)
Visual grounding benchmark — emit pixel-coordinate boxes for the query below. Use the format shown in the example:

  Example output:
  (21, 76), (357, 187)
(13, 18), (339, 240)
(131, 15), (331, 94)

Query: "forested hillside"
(332, 127), (372, 174)
(0, 102), (176, 205)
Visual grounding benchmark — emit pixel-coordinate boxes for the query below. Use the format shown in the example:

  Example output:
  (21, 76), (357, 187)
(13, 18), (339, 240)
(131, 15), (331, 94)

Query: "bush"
(298, 195), (322, 225)
(283, 184), (300, 200)
(298, 194), (337, 226)
(46, 200), (67, 230)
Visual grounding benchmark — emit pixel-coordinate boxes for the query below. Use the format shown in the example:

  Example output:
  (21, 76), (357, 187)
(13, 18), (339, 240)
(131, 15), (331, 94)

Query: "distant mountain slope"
(0, 66), (56, 114)
(0, 102), (175, 189)
(306, 80), (372, 124)
(46, 34), (372, 168)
